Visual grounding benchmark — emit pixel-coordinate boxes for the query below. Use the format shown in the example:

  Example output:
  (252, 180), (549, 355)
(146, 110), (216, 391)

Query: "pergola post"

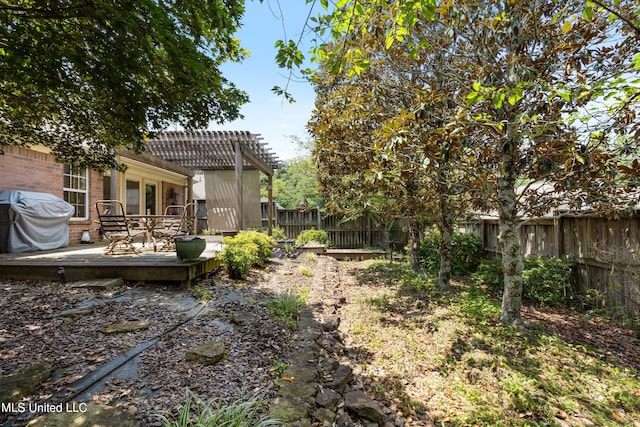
(267, 175), (273, 236)
(235, 139), (244, 231)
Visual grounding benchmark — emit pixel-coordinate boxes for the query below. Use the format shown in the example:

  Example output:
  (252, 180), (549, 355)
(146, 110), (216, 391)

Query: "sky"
(208, 0), (320, 162)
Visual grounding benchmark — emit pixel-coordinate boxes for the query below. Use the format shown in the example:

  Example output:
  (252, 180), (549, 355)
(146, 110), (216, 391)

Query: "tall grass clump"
(266, 291), (307, 327)
(155, 390), (281, 427)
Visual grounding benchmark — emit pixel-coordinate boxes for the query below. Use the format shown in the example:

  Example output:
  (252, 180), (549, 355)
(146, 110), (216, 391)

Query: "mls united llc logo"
(1, 402), (88, 414)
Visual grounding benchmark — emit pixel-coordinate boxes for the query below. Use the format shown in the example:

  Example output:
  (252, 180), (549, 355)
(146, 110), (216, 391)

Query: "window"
(126, 180), (140, 215)
(63, 164), (88, 220)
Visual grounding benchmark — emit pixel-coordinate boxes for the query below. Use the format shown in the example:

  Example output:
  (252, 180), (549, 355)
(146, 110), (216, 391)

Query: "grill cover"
(0, 190), (75, 253)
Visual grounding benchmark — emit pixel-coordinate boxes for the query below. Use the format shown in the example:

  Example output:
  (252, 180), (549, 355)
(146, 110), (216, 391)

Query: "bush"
(472, 256), (575, 306)
(221, 243), (257, 279)
(271, 226), (287, 240)
(523, 257), (576, 306)
(224, 230), (276, 268)
(420, 230), (483, 275)
(295, 228), (330, 246)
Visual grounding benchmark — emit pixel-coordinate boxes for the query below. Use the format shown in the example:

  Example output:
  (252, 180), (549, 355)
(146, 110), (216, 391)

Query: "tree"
(306, 0), (639, 327)
(266, 155), (325, 209)
(0, 0), (248, 170)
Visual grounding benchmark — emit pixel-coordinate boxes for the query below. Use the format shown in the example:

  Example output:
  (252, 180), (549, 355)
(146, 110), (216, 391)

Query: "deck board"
(0, 238), (222, 286)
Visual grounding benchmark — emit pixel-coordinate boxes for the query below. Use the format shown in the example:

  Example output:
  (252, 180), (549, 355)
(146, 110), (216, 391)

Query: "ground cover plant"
(339, 259), (640, 426)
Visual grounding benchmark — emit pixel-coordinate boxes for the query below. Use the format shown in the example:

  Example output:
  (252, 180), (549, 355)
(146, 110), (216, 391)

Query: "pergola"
(145, 130), (282, 234)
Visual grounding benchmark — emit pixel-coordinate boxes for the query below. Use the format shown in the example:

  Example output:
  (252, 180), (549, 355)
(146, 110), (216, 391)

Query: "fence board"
(275, 208), (398, 249)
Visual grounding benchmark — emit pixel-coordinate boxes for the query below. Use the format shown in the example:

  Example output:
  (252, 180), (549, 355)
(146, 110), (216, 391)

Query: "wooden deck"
(0, 237), (223, 286)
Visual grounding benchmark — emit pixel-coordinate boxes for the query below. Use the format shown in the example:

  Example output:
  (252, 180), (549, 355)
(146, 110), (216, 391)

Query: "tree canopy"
(300, 0), (640, 326)
(0, 0), (248, 170)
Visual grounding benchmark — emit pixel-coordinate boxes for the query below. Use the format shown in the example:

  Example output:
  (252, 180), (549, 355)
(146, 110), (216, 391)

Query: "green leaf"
(561, 20), (572, 34)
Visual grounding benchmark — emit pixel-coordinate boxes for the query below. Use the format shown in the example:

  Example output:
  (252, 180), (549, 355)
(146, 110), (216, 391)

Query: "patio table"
(128, 215), (182, 252)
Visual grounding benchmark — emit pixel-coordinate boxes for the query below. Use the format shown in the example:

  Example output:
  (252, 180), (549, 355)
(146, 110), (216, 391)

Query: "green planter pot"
(175, 237), (206, 262)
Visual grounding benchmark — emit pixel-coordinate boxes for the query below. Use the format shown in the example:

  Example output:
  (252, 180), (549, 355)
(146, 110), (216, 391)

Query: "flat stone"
(26, 402), (139, 427)
(185, 341), (227, 365)
(315, 388), (341, 409)
(57, 307), (93, 318)
(102, 321), (149, 334)
(0, 363), (51, 404)
(231, 311), (255, 326)
(344, 390), (386, 424)
(278, 381), (319, 402)
(269, 396), (310, 423)
(324, 364), (352, 393)
(70, 278), (123, 290)
(281, 365), (318, 383)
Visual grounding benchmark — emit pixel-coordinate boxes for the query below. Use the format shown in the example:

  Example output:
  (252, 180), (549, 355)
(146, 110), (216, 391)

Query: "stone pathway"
(269, 255), (392, 427)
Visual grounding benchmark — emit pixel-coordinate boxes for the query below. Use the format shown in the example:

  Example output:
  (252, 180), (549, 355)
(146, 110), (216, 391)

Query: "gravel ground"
(0, 256), (307, 426)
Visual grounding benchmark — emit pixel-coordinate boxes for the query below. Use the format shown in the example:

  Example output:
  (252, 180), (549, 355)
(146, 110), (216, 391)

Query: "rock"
(102, 321), (148, 334)
(344, 390), (386, 424)
(334, 412), (355, 427)
(70, 278), (123, 290)
(322, 314), (340, 331)
(324, 364), (352, 393)
(26, 402), (139, 427)
(278, 381), (319, 403)
(0, 363), (51, 404)
(269, 396), (310, 423)
(185, 341), (227, 365)
(231, 311), (255, 325)
(281, 365), (318, 383)
(315, 388), (341, 409)
(318, 357), (340, 376)
(312, 407), (335, 425)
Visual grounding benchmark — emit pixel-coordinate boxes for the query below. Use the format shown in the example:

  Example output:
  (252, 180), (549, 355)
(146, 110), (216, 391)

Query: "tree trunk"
(498, 125), (525, 328)
(438, 192), (453, 290)
(408, 220), (422, 272)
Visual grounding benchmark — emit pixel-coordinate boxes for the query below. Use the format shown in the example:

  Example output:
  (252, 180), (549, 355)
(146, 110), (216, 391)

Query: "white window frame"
(63, 164), (89, 220)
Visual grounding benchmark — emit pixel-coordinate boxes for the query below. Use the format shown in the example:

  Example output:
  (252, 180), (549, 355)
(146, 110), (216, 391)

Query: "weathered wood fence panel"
(275, 209), (390, 249)
(461, 214), (640, 320)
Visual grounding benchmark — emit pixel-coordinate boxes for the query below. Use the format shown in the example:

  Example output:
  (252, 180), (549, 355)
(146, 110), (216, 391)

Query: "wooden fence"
(275, 208), (407, 249)
(460, 213), (640, 320)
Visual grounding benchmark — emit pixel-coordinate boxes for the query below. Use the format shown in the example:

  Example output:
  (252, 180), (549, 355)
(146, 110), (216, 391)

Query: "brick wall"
(1, 146), (104, 245)
(0, 146), (63, 196)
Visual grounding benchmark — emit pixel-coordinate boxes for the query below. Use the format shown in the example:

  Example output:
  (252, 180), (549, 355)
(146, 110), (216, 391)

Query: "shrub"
(271, 226), (287, 240)
(295, 228), (331, 246)
(472, 256), (575, 306)
(221, 243), (257, 279)
(523, 257), (576, 306)
(420, 230), (483, 275)
(224, 230), (276, 268)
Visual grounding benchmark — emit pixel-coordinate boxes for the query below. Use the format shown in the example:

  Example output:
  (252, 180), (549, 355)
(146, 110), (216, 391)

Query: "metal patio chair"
(95, 200), (144, 255)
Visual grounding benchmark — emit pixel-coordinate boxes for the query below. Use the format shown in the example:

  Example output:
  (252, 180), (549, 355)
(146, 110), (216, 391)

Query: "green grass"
(265, 291), (307, 327)
(343, 259), (640, 426)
